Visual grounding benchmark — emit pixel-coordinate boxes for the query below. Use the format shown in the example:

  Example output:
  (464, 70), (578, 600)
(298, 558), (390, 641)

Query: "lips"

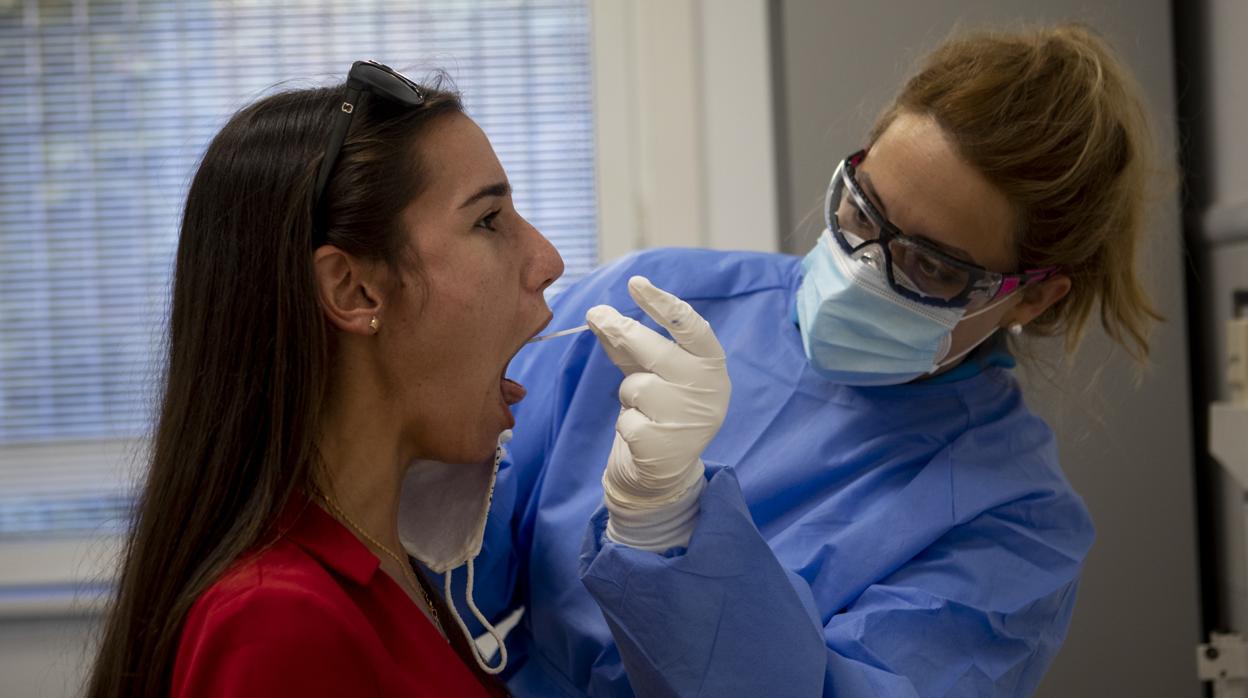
(501, 377), (527, 405)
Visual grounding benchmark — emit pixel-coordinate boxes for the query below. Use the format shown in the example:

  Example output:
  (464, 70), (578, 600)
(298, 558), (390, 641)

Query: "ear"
(312, 245), (384, 335)
(1003, 274), (1072, 329)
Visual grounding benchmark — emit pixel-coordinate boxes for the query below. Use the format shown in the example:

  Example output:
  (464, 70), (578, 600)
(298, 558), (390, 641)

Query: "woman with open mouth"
(86, 61), (568, 697)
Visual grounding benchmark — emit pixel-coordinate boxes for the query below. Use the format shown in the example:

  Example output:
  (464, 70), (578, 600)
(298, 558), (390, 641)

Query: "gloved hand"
(585, 276), (731, 551)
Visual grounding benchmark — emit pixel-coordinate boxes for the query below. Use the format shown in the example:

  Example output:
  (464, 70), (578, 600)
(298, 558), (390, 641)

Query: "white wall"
(591, 0), (780, 260)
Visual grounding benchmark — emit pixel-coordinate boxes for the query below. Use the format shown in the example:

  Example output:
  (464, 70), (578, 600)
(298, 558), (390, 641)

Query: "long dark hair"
(86, 77), (463, 697)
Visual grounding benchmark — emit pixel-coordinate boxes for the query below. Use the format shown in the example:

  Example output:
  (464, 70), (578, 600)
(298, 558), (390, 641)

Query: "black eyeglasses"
(313, 60), (426, 214)
(825, 150), (1058, 310)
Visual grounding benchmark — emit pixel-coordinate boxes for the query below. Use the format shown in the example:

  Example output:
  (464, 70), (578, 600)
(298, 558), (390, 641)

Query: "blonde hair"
(870, 23), (1162, 363)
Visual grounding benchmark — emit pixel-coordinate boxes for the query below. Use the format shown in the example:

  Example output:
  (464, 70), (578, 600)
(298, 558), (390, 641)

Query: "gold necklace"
(313, 490), (446, 638)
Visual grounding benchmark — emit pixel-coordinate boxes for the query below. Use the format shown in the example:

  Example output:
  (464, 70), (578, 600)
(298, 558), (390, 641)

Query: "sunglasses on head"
(312, 60), (425, 234)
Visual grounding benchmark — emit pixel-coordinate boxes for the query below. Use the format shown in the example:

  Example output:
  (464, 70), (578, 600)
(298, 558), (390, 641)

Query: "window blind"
(0, 0), (598, 539)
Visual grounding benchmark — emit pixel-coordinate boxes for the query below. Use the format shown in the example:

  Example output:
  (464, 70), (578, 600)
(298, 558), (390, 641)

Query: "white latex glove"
(585, 276), (731, 551)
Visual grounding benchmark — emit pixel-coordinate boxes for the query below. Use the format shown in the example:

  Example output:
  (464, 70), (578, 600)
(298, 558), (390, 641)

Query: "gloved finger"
(617, 408), (690, 455)
(615, 410), (696, 487)
(615, 406), (657, 451)
(585, 304), (644, 375)
(587, 303), (683, 377)
(618, 371), (686, 424)
(627, 276), (725, 360)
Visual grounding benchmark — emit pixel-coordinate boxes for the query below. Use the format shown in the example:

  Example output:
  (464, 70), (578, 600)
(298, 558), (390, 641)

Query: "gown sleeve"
(579, 465), (1091, 698)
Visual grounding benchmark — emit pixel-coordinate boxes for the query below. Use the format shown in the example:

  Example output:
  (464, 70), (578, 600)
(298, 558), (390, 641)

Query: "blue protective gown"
(452, 248), (1094, 697)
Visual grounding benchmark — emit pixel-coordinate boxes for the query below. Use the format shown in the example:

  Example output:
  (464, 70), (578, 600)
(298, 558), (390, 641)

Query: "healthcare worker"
(86, 62), (565, 697)
(457, 24), (1160, 697)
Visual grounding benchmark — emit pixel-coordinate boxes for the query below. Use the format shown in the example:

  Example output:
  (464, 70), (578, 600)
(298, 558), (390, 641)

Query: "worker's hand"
(586, 277), (731, 524)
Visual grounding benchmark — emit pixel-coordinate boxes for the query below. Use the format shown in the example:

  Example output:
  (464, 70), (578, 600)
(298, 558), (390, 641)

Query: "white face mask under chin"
(397, 430), (512, 675)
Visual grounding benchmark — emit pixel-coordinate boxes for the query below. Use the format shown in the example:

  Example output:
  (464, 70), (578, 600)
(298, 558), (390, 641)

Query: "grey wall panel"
(1195, 0), (1248, 206)
(773, 1), (1199, 696)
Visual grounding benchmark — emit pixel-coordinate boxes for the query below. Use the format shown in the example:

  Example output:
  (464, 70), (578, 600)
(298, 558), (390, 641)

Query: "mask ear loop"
(444, 561), (509, 675)
(441, 432), (513, 676)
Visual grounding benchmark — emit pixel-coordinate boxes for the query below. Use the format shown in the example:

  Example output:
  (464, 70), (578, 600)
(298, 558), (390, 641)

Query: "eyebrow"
(856, 170), (890, 218)
(459, 181), (511, 209)
(857, 170), (975, 263)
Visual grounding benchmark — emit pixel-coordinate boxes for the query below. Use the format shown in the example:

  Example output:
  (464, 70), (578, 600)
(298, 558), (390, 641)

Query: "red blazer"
(172, 496), (501, 697)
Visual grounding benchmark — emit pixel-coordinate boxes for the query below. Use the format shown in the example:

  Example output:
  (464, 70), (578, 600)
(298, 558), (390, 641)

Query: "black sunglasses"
(312, 60), (426, 217)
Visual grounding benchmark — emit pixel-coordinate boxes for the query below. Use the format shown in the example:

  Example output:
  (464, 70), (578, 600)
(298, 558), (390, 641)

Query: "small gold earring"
(369, 316), (379, 333)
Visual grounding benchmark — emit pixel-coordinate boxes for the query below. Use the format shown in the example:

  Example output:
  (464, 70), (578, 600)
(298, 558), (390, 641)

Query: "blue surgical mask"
(796, 230), (1001, 386)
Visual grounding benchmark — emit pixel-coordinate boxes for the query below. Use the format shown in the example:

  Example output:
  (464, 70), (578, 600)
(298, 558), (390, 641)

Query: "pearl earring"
(369, 316), (379, 333)
(1008, 322), (1023, 336)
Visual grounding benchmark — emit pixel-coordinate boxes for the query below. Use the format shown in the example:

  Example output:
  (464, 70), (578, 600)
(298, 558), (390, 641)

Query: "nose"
(525, 219), (564, 294)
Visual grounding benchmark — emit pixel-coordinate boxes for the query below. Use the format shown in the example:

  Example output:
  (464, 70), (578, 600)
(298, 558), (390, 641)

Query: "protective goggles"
(313, 60), (426, 214)
(825, 150), (1057, 311)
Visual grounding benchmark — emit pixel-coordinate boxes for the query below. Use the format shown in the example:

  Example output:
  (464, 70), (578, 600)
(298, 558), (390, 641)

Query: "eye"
(920, 257), (962, 283)
(852, 202), (871, 226)
(476, 209), (502, 231)
(845, 201), (881, 239)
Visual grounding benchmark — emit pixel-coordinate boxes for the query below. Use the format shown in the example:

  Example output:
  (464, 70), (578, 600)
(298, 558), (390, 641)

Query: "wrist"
(602, 457), (705, 508)
(604, 475), (706, 551)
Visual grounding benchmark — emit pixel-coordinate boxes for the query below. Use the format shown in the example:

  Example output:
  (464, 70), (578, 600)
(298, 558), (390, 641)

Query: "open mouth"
(497, 313), (553, 418)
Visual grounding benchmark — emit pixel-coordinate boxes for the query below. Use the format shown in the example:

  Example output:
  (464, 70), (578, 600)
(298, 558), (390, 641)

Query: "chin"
(445, 432), (503, 465)
(463, 445), (501, 465)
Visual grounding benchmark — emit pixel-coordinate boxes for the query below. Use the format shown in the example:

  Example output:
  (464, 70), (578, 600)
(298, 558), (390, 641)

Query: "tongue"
(501, 378), (527, 405)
